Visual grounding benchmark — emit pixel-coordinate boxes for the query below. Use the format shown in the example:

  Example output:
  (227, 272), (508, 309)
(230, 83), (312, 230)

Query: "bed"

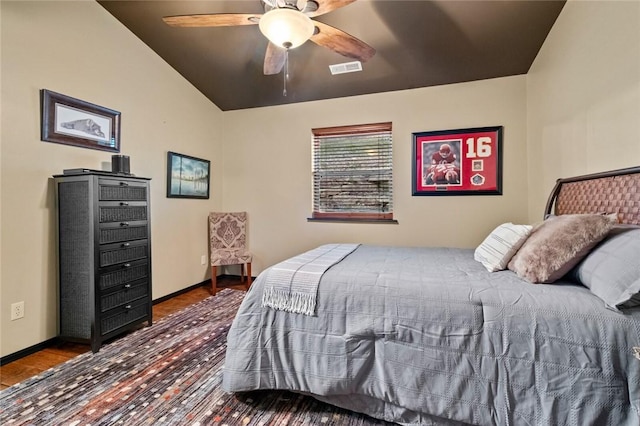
(222, 167), (640, 425)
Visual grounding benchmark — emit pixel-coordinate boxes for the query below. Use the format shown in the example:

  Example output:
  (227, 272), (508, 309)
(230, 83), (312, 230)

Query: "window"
(311, 122), (394, 222)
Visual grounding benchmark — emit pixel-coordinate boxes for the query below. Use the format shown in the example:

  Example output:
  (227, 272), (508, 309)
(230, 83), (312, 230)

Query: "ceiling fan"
(162, 0), (376, 76)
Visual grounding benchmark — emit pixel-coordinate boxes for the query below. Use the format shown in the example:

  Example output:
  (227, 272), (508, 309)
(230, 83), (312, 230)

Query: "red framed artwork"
(412, 126), (503, 196)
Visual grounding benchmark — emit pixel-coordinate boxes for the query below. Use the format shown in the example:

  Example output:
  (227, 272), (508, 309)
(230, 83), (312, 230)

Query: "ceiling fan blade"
(308, 0), (357, 17)
(310, 21), (375, 62)
(264, 42), (287, 75)
(162, 13), (261, 27)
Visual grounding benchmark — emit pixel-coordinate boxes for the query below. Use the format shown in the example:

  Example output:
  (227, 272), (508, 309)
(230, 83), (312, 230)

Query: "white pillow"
(474, 223), (533, 272)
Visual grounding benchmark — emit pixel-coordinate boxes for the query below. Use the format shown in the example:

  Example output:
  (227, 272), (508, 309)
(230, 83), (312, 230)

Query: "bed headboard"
(544, 166), (640, 225)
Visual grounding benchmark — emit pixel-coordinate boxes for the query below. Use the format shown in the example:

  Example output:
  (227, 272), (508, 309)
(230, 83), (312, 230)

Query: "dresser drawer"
(98, 260), (149, 292)
(100, 298), (149, 336)
(99, 240), (148, 267)
(99, 203), (148, 223)
(99, 221), (148, 244)
(100, 279), (149, 312)
(99, 178), (147, 202)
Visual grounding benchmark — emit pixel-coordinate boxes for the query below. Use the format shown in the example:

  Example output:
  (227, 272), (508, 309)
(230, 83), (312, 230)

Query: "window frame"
(309, 122), (396, 223)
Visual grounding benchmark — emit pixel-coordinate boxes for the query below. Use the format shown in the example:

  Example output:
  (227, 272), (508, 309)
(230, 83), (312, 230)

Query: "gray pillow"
(508, 213), (617, 283)
(570, 226), (640, 310)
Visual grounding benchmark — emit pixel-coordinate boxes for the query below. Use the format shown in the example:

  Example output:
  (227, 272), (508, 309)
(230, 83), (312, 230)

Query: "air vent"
(329, 61), (363, 75)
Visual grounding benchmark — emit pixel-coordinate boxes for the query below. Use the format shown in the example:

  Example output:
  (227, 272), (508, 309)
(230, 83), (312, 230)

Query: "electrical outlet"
(201, 255), (207, 266)
(11, 301), (24, 321)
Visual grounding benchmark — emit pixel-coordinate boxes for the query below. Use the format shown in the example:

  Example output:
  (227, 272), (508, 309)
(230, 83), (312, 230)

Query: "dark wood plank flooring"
(0, 279), (246, 390)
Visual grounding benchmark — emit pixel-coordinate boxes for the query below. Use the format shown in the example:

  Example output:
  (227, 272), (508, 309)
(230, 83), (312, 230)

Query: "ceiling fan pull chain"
(283, 47), (290, 97)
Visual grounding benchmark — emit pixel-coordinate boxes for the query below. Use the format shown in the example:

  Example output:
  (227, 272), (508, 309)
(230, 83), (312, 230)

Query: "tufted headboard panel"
(544, 166), (640, 225)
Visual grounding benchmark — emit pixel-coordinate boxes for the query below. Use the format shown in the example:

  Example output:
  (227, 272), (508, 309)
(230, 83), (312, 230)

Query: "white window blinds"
(312, 122), (393, 221)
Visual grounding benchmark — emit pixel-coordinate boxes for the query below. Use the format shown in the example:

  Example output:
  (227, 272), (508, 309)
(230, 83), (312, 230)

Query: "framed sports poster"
(412, 126), (503, 196)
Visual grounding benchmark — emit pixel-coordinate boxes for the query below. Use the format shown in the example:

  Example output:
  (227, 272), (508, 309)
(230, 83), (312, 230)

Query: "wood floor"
(0, 279), (247, 390)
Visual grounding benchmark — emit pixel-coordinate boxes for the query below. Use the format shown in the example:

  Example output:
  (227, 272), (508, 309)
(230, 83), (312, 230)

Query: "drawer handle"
(124, 284), (131, 289)
(120, 222), (129, 227)
(123, 263), (131, 268)
(120, 202), (129, 206)
(125, 304), (132, 310)
(122, 243), (130, 248)
(119, 182), (129, 187)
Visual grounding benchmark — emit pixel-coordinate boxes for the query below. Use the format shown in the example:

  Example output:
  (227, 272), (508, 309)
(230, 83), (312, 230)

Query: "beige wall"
(526, 0), (640, 219)
(222, 76), (529, 272)
(1, 1), (224, 357)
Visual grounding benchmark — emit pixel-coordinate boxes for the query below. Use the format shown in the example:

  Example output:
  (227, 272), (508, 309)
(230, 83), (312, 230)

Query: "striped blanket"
(262, 244), (360, 316)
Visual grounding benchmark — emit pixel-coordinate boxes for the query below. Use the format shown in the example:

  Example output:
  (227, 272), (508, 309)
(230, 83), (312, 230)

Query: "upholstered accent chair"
(208, 212), (252, 295)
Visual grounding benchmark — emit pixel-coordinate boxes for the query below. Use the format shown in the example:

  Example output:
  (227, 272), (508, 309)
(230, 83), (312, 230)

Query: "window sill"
(307, 218), (398, 224)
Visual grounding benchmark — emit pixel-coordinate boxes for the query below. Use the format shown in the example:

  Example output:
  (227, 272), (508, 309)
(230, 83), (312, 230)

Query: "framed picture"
(166, 151), (211, 199)
(412, 126), (503, 196)
(40, 89), (120, 152)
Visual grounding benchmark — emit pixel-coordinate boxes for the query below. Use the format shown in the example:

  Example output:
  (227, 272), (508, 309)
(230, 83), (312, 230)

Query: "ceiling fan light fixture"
(259, 8), (314, 49)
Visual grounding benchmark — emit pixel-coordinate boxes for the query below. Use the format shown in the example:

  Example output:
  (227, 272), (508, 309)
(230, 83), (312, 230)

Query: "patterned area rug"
(0, 289), (395, 425)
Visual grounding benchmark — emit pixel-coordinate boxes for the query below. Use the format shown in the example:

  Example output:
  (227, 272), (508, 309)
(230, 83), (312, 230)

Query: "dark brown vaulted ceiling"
(98, 1), (566, 111)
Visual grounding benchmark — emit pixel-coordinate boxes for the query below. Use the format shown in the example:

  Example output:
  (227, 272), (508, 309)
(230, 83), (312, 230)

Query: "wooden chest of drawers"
(53, 172), (152, 352)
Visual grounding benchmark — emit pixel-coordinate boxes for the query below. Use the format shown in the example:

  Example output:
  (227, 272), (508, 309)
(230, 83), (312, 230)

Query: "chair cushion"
(211, 249), (252, 266)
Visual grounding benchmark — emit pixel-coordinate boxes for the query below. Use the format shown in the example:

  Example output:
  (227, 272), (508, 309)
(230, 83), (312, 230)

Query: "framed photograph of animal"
(40, 89), (121, 153)
(412, 126), (503, 196)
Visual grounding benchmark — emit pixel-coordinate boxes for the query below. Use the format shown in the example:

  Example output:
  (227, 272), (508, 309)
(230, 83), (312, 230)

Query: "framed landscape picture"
(166, 151), (210, 199)
(412, 126), (503, 196)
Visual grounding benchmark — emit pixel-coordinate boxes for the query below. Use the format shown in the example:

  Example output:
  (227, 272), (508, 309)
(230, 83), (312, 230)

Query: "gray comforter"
(222, 245), (640, 425)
